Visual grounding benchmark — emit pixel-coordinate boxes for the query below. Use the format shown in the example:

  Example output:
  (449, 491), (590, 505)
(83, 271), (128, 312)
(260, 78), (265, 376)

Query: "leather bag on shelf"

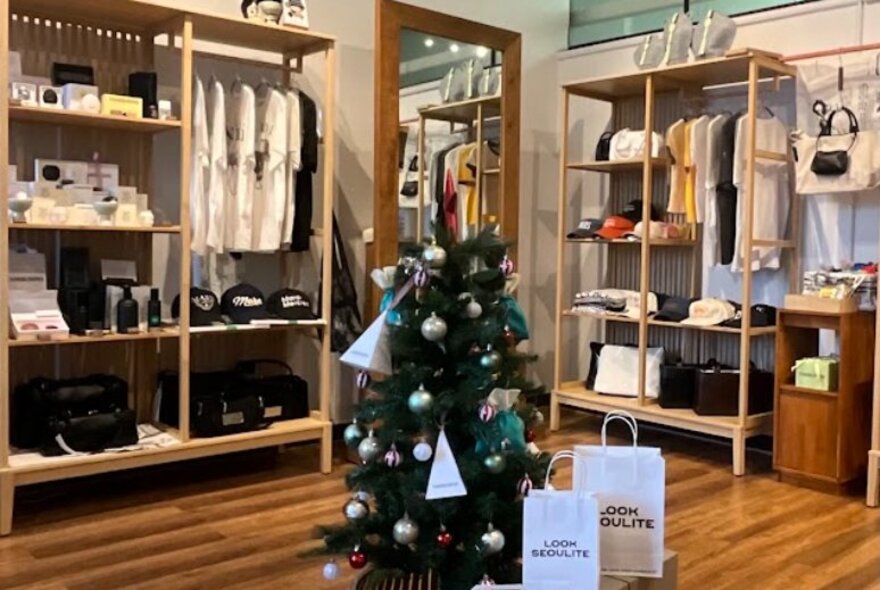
(594, 131), (614, 161)
(659, 358), (729, 409)
(41, 409), (138, 456)
(12, 375), (130, 450)
(236, 359), (310, 423)
(693, 363), (774, 416)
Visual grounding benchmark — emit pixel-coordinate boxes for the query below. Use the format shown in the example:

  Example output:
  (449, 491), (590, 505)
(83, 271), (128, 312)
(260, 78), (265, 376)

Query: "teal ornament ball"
(480, 349), (503, 370)
(357, 433), (383, 462)
(407, 385), (434, 415)
(344, 422), (365, 447)
(483, 452), (507, 474)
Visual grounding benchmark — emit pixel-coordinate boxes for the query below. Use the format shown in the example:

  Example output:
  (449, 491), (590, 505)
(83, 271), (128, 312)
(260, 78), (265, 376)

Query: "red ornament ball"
(526, 429), (537, 443)
(349, 549), (368, 570)
(436, 530), (454, 549)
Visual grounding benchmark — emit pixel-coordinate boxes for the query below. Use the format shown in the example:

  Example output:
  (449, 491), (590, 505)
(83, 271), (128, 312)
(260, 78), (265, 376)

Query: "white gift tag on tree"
(340, 310), (392, 374)
(426, 429), (467, 500)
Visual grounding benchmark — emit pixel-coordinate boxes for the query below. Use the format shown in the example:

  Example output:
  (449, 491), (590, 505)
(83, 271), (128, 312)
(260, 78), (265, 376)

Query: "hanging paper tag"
(340, 310), (393, 374)
(426, 429), (468, 500)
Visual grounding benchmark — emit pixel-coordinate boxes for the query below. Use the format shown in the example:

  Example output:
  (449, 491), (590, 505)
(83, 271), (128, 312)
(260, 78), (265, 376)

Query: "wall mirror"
(370, 0), (521, 316)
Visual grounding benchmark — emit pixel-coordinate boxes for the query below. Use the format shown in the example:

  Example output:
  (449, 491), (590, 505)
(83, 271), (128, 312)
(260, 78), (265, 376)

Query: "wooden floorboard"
(0, 410), (878, 589)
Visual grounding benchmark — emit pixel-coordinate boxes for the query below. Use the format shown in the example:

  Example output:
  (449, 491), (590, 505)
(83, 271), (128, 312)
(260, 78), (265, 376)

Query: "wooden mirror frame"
(370, 0), (522, 317)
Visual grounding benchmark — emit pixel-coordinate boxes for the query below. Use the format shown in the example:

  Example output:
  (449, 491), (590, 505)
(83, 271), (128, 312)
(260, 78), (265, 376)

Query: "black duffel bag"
(42, 409), (138, 456)
(236, 359), (310, 423)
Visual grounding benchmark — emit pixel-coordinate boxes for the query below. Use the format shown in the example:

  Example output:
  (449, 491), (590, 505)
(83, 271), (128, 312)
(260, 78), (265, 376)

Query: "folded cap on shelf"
(621, 199), (662, 223)
(653, 296), (693, 322)
(171, 288), (222, 327)
(681, 298), (737, 326)
(621, 291), (659, 319)
(566, 218), (603, 240)
(623, 220), (684, 241)
(594, 216), (636, 240)
(221, 283), (270, 325)
(721, 304), (778, 328)
(267, 288), (317, 321)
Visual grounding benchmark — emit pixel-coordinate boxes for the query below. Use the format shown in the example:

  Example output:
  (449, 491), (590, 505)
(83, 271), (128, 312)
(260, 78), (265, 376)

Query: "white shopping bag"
(523, 451), (601, 590)
(574, 411), (665, 578)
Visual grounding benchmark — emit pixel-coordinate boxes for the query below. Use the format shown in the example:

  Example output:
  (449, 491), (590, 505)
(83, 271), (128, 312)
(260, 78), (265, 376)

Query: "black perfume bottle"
(116, 285), (139, 334)
(148, 288), (161, 329)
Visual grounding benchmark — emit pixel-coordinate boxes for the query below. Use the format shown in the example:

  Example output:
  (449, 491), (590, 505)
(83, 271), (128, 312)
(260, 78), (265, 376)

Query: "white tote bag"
(573, 411), (666, 578)
(523, 451), (601, 590)
(792, 107), (880, 195)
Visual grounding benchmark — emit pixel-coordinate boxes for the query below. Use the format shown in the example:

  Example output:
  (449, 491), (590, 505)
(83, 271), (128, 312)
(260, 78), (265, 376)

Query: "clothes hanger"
(231, 74), (243, 95)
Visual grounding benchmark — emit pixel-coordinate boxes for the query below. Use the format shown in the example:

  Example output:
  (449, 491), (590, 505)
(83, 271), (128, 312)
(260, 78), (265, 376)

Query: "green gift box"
(793, 357), (839, 392)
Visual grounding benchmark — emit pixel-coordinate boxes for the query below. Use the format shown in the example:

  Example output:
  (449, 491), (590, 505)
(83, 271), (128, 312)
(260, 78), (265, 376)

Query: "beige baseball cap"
(680, 298), (737, 326)
(624, 221), (684, 241)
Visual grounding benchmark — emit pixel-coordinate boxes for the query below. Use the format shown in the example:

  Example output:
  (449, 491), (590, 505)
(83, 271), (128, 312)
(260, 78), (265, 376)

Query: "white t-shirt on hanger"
(704, 114), (729, 267)
(225, 82), (256, 252)
(282, 89), (302, 248)
(731, 115), (790, 272)
(190, 78), (210, 256)
(690, 114), (711, 223)
(206, 79), (227, 253)
(251, 87), (289, 252)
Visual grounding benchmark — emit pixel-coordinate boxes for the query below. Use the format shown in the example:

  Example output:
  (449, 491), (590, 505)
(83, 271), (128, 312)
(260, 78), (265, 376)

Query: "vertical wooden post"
(416, 115), (426, 242)
(475, 103), (484, 233)
(0, 0), (11, 470)
(319, 41), (337, 474)
(0, 472), (12, 536)
(178, 15), (194, 443)
(551, 88), (570, 432)
(637, 75), (655, 406)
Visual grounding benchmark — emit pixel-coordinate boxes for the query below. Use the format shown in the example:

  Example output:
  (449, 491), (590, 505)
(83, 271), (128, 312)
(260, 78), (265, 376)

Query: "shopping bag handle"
(544, 450), (575, 489)
(601, 410), (639, 449)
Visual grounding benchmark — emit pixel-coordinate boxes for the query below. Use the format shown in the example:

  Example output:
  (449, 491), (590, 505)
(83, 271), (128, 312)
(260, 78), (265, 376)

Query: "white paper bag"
(523, 451), (601, 590)
(574, 411), (665, 578)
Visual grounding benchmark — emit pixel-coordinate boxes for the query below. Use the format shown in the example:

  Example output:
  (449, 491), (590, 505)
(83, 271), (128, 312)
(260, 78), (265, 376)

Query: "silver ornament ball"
(343, 498), (370, 522)
(466, 300), (483, 319)
(423, 244), (448, 269)
(407, 385), (435, 415)
(534, 410), (545, 426)
(393, 515), (420, 545)
(357, 434), (383, 462)
(343, 422), (365, 448)
(413, 441), (433, 462)
(480, 350), (503, 370)
(483, 452), (507, 474)
(323, 561), (341, 580)
(421, 313), (448, 342)
(481, 526), (506, 555)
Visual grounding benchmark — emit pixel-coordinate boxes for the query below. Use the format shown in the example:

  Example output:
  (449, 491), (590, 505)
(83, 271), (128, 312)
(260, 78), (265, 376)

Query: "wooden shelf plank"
(9, 330), (179, 348)
(11, 0), (336, 56)
(562, 309), (777, 336)
(10, 417), (330, 485)
(565, 50), (797, 101)
(9, 105), (181, 132)
(567, 158), (669, 172)
(554, 383), (772, 437)
(483, 168), (501, 175)
(566, 237), (697, 247)
(9, 224), (181, 234)
(779, 383), (838, 398)
(189, 320), (326, 336)
(419, 96), (501, 124)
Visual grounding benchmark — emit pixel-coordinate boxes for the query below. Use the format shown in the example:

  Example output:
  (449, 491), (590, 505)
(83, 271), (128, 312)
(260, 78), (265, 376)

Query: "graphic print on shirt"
(225, 83), (256, 252)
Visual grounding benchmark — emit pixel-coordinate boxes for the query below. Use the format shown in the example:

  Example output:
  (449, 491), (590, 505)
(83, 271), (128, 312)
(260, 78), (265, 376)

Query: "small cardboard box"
(10, 290), (69, 341)
(785, 294), (858, 314)
(101, 94), (143, 118)
(794, 357), (840, 392)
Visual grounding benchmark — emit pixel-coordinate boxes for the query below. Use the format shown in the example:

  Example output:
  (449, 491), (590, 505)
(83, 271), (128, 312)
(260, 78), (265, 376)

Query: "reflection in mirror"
(397, 29), (503, 248)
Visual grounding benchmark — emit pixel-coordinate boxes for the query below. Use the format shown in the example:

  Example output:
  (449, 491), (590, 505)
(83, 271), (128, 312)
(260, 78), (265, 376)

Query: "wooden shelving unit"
(551, 50), (799, 476)
(0, 0), (337, 534)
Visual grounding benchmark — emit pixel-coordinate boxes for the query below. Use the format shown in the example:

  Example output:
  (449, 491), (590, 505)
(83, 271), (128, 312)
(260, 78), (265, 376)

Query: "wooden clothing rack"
(0, 0), (337, 534)
(550, 50), (799, 476)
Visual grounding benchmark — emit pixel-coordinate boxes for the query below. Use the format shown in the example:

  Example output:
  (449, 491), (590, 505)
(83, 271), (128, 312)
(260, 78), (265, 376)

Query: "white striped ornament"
(384, 444), (402, 468)
(356, 371), (371, 390)
(499, 255), (514, 276)
(478, 402), (497, 423)
(414, 268), (430, 288)
(517, 474), (533, 497)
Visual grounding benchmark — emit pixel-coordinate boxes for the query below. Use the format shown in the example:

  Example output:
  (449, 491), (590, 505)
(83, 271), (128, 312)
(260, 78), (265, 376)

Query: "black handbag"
(811, 105), (859, 176)
(192, 394), (265, 438)
(156, 370), (240, 428)
(320, 215), (363, 353)
(595, 131), (614, 161)
(41, 409), (138, 456)
(659, 358), (727, 409)
(694, 363), (774, 416)
(12, 375), (129, 450)
(236, 359), (310, 423)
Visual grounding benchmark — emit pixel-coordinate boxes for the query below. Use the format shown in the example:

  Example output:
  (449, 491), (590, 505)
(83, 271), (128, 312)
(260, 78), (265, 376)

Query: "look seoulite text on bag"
(573, 411), (666, 578)
(522, 451), (601, 590)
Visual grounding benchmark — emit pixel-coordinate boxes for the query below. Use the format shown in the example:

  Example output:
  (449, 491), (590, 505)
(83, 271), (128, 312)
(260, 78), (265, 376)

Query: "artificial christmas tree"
(321, 230), (549, 589)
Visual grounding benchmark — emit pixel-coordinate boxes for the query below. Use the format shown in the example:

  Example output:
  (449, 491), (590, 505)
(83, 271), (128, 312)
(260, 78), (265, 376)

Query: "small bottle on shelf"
(148, 288), (162, 330)
(116, 285), (140, 334)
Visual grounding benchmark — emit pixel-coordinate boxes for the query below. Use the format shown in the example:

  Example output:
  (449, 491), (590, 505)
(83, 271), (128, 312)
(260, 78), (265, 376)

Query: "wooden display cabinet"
(774, 309), (875, 493)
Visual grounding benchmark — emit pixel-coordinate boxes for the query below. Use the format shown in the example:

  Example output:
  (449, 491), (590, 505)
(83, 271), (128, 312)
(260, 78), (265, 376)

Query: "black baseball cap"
(172, 288), (222, 327)
(621, 199), (662, 223)
(721, 304), (778, 328)
(566, 218), (603, 240)
(267, 288), (317, 321)
(221, 283), (270, 325)
(653, 296), (693, 322)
